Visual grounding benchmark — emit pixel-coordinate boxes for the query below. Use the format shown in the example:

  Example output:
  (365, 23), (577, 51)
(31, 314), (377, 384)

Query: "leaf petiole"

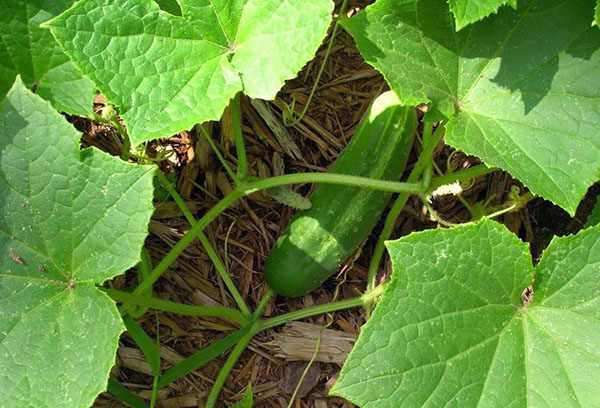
(231, 94), (247, 180)
(257, 283), (386, 332)
(366, 122), (446, 294)
(105, 288), (249, 326)
(156, 171), (251, 317)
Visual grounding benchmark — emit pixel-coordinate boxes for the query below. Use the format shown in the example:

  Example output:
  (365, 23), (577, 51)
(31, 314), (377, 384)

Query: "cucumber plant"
(265, 93), (416, 296)
(0, 0), (599, 407)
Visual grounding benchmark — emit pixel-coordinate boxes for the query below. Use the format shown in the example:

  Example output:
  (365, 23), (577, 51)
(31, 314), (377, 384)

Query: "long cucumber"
(264, 91), (416, 296)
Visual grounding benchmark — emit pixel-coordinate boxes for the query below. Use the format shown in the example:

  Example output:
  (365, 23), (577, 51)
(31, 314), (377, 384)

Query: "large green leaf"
(0, 79), (155, 408)
(448, 0), (516, 30)
(342, 0), (600, 215)
(332, 219), (600, 407)
(0, 0), (95, 116)
(45, 0), (334, 145)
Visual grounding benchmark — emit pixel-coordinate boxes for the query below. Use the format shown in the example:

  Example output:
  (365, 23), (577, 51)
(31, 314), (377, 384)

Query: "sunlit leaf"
(46, 0), (333, 145)
(0, 78), (155, 408)
(342, 0), (600, 215)
(0, 0), (95, 116)
(333, 219), (600, 407)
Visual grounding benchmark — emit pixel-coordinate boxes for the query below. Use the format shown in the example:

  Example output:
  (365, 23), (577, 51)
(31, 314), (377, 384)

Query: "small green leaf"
(231, 383), (253, 408)
(448, 0), (517, 30)
(46, 0), (334, 145)
(586, 195), (600, 228)
(342, 0), (600, 215)
(0, 0), (95, 116)
(267, 187), (312, 210)
(0, 79), (155, 408)
(154, 0), (182, 15)
(332, 219), (600, 407)
(595, 0), (600, 26)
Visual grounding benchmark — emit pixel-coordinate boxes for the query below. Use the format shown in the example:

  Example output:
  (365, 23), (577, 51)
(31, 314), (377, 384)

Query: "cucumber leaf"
(45, 0), (334, 145)
(0, 79), (155, 408)
(448, 0), (516, 30)
(342, 0), (600, 215)
(0, 0), (95, 116)
(332, 219), (600, 407)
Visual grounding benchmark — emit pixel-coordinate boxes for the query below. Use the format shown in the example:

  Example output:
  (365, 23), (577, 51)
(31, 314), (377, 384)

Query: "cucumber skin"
(264, 93), (416, 297)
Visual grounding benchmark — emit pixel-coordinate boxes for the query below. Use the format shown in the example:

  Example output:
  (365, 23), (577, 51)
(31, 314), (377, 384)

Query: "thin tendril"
(282, 0), (349, 127)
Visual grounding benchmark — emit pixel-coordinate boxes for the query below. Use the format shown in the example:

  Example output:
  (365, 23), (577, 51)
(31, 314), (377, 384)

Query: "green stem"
(204, 284), (383, 407)
(231, 94), (247, 179)
(366, 124), (446, 292)
(484, 191), (535, 218)
(421, 197), (462, 227)
(254, 289), (274, 318)
(149, 314), (160, 408)
(138, 171), (424, 297)
(198, 124), (240, 184)
(204, 324), (257, 408)
(120, 131), (131, 161)
(105, 289), (249, 326)
(257, 284), (386, 332)
(150, 372), (159, 408)
(134, 189), (244, 295)
(156, 172), (251, 317)
(242, 173), (424, 195)
(283, 0), (349, 127)
(126, 247), (154, 319)
(429, 164), (498, 191)
(204, 285), (386, 408)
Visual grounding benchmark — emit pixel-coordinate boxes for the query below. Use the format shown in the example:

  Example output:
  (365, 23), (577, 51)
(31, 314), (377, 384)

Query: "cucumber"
(264, 91), (416, 296)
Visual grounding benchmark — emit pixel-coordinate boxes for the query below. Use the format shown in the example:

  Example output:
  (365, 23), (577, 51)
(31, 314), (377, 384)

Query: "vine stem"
(204, 323), (256, 408)
(257, 283), (386, 332)
(283, 0), (350, 127)
(205, 284), (383, 407)
(104, 288), (248, 325)
(134, 189), (244, 295)
(204, 289), (273, 407)
(428, 164), (498, 191)
(254, 288), (274, 317)
(198, 123), (240, 184)
(136, 172), (425, 295)
(156, 171), (251, 317)
(231, 94), (247, 179)
(485, 191), (534, 218)
(366, 123), (446, 293)
(242, 173), (425, 194)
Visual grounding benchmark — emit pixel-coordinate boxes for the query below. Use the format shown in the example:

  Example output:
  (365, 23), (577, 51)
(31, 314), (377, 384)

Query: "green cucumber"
(264, 91), (416, 296)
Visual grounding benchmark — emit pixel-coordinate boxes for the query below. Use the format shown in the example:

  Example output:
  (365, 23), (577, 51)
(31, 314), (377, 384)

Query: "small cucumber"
(264, 91), (416, 296)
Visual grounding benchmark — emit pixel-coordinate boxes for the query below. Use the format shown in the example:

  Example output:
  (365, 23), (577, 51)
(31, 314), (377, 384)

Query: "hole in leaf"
(521, 285), (534, 306)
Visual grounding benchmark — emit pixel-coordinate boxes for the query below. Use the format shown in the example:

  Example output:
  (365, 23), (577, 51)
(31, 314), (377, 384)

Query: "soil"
(82, 4), (600, 407)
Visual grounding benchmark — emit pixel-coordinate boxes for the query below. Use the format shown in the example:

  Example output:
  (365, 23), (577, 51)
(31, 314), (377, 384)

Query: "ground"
(81, 5), (599, 407)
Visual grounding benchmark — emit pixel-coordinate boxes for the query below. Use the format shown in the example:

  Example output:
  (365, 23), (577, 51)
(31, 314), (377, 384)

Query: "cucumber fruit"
(264, 91), (416, 296)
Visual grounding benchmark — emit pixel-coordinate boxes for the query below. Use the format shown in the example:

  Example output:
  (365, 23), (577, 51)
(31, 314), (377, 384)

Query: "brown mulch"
(82, 5), (600, 408)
